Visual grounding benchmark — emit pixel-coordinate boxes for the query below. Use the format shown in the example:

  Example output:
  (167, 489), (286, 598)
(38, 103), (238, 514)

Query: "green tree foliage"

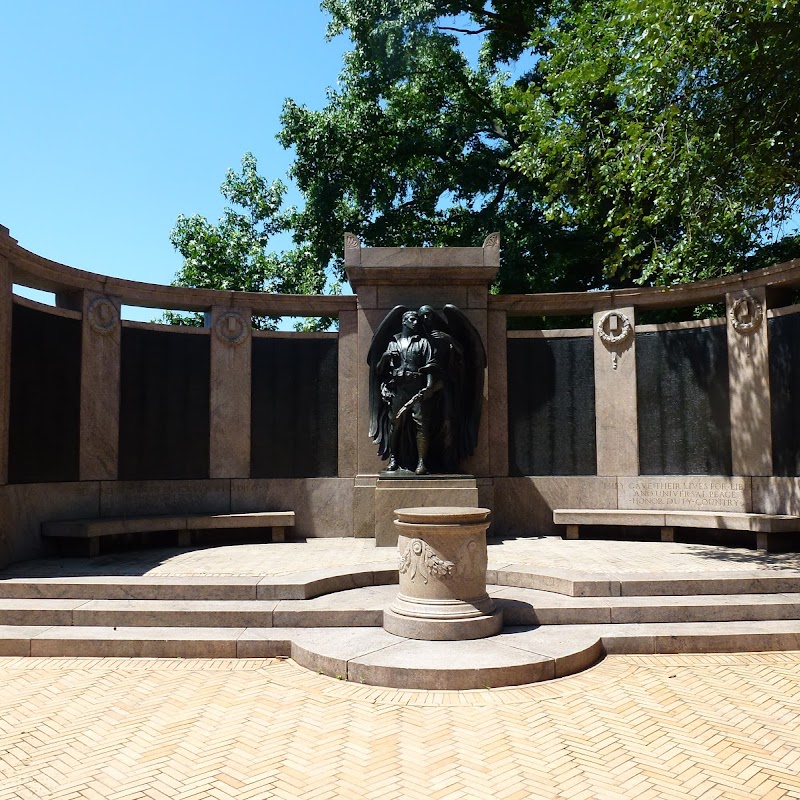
(510, 0), (800, 284)
(278, 0), (606, 294)
(165, 153), (323, 328)
(170, 0), (800, 307)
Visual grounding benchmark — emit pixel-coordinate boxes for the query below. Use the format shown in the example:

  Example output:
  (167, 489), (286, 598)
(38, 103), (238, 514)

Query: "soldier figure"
(375, 310), (435, 474)
(368, 304), (485, 476)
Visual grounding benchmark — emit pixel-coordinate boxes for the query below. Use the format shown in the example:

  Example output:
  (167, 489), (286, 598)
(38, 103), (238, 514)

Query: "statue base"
(379, 470), (470, 480)
(374, 476), (479, 547)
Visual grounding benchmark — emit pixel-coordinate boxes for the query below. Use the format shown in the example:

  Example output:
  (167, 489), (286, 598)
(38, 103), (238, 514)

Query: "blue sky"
(1, 1), (347, 318)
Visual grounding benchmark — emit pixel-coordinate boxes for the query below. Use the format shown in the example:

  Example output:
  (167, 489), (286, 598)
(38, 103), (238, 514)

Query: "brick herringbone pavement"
(0, 654), (798, 799)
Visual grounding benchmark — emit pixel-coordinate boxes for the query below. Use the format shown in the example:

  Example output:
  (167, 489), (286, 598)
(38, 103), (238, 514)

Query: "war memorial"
(1, 224), (800, 692)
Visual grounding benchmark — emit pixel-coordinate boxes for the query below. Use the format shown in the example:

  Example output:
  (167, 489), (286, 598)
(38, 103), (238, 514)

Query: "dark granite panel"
(507, 337), (596, 476)
(251, 338), (338, 478)
(637, 327), (731, 475)
(770, 315), (800, 476)
(118, 328), (210, 480)
(8, 304), (81, 483)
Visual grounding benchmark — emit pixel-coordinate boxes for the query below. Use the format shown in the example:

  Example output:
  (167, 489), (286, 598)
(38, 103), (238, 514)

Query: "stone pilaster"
(0, 254), (11, 485)
(338, 309), (358, 477)
(78, 292), (122, 480)
(726, 287), (772, 476)
(207, 306), (252, 479)
(487, 309), (509, 477)
(594, 306), (639, 476)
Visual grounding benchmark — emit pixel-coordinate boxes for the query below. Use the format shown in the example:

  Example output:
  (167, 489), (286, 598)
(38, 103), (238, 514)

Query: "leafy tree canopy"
(165, 153), (322, 328)
(170, 0), (800, 311)
(278, 0), (613, 294)
(509, 0), (800, 284)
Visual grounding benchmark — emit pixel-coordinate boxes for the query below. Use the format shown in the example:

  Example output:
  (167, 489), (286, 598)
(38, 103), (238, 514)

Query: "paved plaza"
(0, 653), (799, 799)
(0, 538), (799, 799)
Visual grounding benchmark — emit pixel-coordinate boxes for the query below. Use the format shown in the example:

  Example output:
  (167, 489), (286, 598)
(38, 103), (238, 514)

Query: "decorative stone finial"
(344, 232), (361, 250)
(482, 232), (500, 249)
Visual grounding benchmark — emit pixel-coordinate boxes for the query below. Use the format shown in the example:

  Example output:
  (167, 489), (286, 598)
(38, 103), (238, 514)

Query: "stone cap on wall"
(7, 222), (800, 317)
(0, 226), (356, 317)
(344, 232), (500, 289)
(492, 258), (800, 315)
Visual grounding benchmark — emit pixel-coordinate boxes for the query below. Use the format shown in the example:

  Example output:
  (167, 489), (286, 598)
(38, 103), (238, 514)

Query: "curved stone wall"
(3, 225), (800, 562)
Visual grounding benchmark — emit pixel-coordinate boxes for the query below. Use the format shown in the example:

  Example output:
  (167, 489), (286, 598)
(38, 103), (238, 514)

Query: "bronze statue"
(368, 304), (485, 475)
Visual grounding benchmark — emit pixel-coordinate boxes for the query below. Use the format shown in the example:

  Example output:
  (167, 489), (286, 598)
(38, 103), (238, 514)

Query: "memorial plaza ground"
(0, 537), (799, 799)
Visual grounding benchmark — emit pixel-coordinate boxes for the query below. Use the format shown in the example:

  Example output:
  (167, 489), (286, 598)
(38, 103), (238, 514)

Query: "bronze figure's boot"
(415, 431), (429, 474)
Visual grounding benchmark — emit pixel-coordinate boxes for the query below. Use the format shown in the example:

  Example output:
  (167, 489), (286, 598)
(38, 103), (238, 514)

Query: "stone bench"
(552, 509), (800, 552)
(42, 512), (296, 557)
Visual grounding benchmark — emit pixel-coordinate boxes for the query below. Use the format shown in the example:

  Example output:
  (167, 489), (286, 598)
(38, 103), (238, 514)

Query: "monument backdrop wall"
(1, 224), (800, 564)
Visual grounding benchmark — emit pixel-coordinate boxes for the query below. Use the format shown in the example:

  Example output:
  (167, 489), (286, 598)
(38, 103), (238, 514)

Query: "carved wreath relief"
(398, 539), (455, 583)
(596, 310), (632, 370)
(398, 537), (480, 583)
(729, 294), (763, 335)
(214, 310), (249, 346)
(87, 296), (119, 335)
(596, 310), (632, 345)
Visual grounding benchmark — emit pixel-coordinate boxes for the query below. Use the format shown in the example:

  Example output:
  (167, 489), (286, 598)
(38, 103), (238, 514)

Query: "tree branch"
(437, 25), (492, 35)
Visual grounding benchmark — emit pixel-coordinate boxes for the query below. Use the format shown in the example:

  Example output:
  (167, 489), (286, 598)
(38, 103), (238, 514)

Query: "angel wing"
(367, 305), (407, 458)
(441, 304), (486, 462)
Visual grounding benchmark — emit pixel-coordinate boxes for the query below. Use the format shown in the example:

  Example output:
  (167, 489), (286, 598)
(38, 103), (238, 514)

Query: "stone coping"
(11, 293), (82, 319)
(6, 225), (800, 317)
(3, 233), (356, 316)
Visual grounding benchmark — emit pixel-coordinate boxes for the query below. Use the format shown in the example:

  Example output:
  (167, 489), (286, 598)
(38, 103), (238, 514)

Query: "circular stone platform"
(287, 624), (605, 690)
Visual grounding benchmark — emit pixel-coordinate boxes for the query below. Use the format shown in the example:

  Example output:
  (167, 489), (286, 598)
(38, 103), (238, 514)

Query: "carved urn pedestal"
(383, 507), (503, 641)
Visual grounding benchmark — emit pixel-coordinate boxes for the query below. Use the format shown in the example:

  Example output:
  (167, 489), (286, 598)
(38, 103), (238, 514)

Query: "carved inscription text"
(619, 477), (750, 512)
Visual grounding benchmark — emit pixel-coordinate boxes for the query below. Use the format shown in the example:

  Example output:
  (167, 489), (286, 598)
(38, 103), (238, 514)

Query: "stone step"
(0, 585), (395, 628)
(0, 564), (398, 601)
(4, 565), (800, 601)
(488, 566), (800, 597)
(0, 585), (799, 628)
(0, 620), (798, 689)
(494, 587), (800, 625)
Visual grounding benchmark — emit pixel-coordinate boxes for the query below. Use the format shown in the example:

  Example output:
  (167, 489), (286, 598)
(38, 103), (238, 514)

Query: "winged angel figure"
(367, 304), (486, 475)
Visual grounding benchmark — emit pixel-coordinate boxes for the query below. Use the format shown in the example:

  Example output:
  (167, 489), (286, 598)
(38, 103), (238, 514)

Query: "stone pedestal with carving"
(383, 506), (502, 640)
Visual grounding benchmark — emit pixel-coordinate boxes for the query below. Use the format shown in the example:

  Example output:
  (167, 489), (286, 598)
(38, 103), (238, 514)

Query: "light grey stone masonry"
(594, 306), (638, 476)
(207, 306), (252, 479)
(727, 287), (772, 476)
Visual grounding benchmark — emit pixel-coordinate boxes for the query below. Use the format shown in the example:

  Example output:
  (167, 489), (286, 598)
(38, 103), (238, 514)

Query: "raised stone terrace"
(1, 538), (800, 799)
(1, 537), (799, 691)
